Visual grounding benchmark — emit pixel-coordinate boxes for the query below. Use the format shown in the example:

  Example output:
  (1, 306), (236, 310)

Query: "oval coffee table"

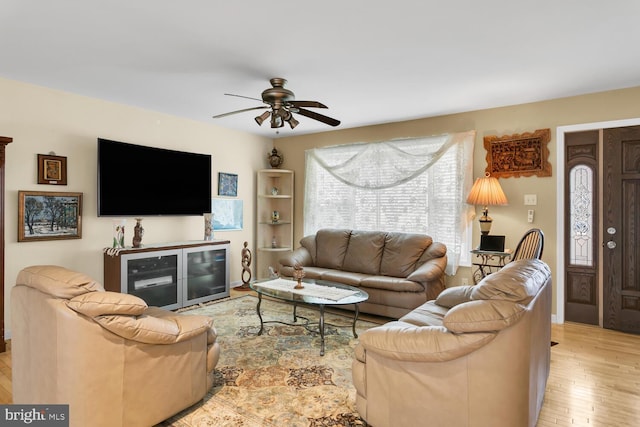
(249, 278), (369, 356)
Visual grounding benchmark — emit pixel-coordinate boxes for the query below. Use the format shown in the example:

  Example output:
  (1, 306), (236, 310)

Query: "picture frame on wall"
(18, 191), (82, 242)
(37, 154), (68, 185)
(212, 198), (243, 231)
(483, 128), (552, 178)
(218, 172), (238, 197)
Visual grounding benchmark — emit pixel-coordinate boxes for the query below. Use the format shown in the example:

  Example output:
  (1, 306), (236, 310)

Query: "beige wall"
(274, 85), (640, 317)
(5, 76), (640, 329)
(1, 77), (273, 336)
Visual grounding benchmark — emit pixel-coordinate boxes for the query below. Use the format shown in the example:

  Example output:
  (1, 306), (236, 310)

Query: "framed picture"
(37, 154), (68, 185)
(212, 198), (243, 231)
(218, 172), (238, 197)
(483, 129), (552, 178)
(18, 191), (82, 242)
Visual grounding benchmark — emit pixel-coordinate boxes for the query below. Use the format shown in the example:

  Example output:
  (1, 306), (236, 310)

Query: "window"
(304, 131), (475, 274)
(569, 164), (594, 266)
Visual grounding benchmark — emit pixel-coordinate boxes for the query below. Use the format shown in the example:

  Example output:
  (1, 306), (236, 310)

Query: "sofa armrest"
(359, 321), (495, 362)
(279, 247), (313, 268)
(406, 256), (447, 284)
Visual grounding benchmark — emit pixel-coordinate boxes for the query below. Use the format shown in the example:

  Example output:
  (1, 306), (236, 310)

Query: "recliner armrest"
(94, 307), (215, 345)
(359, 321), (495, 362)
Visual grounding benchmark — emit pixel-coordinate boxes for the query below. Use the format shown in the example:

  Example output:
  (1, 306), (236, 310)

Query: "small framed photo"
(218, 172), (238, 197)
(37, 154), (68, 185)
(18, 191), (82, 242)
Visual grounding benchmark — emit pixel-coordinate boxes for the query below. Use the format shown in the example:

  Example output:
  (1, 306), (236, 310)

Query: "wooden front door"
(564, 130), (599, 325)
(603, 126), (640, 333)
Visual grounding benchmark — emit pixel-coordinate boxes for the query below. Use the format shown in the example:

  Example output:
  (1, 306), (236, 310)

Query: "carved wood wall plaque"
(483, 128), (552, 178)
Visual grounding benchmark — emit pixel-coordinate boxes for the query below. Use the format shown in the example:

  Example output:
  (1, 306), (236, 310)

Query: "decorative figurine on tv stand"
(132, 218), (144, 248)
(292, 265), (305, 289)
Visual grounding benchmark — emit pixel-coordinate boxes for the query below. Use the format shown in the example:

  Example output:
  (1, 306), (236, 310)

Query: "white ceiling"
(2, 1), (640, 138)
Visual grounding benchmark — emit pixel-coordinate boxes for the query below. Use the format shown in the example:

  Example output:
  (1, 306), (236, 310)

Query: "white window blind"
(304, 131), (475, 275)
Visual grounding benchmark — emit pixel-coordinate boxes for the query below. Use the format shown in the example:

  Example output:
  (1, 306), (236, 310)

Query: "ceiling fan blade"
(288, 100), (327, 109)
(224, 93), (264, 102)
(295, 108), (341, 127)
(212, 106), (268, 119)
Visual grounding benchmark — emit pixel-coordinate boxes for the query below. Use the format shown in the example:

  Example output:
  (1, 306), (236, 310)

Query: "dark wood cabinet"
(0, 136), (12, 353)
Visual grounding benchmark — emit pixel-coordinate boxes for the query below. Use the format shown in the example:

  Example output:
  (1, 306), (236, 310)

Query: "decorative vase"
(112, 220), (126, 249)
(268, 148), (283, 168)
(132, 218), (144, 248)
(204, 213), (214, 241)
(271, 211), (280, 223)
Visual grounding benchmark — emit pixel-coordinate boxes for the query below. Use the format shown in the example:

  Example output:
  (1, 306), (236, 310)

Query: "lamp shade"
(467, 173), (508, 235)
(466, 173), (508, 206)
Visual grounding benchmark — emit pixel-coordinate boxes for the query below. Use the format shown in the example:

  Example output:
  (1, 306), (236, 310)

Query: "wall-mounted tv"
(98, 138), (212, 216)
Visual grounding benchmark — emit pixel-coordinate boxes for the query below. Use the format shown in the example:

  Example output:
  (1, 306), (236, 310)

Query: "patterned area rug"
(158, 295), (381, 427)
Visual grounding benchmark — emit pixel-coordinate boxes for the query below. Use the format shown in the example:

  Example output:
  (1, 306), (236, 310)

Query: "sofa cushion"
(68, 291), (148, 317)
(443, 300), (526, 333)
(380, 232), (432, 277)
(361, 276), (425, 292)
(315, 229), (352, 269)
(16, 265), (104, 299)
(435, 285), (474, 308)
(321, 270), (368, 287)
(471, 259), (551, 304)
(342, 230), (385, 275)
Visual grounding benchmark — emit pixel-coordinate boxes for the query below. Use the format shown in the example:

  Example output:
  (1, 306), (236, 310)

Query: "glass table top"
(249, 277), (369, 306)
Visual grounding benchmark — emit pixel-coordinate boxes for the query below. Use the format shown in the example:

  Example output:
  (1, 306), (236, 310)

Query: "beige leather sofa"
(11, 265), (220, 427)
(279, 228), (447, 318)
(352, 259), (552, 427)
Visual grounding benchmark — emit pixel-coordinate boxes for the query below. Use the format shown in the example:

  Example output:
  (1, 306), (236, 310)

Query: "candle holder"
(292, 265), (305, 289)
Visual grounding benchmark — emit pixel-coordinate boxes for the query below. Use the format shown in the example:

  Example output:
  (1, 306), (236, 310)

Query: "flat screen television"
(98, 138), (212, 216)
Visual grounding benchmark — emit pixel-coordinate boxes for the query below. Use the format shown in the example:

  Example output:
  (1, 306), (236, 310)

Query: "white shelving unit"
(256, 169), (294, 279)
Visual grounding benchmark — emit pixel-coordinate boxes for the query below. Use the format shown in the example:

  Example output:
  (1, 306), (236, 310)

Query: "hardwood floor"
(2, 309), (639, 426)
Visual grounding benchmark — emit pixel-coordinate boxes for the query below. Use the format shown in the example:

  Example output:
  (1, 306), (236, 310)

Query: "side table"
(470, 249), (511, 284)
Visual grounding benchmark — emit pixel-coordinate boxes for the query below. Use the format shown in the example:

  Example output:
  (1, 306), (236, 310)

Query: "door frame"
(556, 117), (640, 324)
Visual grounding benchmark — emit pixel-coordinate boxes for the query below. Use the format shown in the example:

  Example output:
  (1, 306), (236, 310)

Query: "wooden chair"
(511, 228), (544, 261)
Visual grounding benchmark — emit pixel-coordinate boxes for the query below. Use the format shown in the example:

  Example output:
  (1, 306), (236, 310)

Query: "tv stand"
(103, 240), (230, 310)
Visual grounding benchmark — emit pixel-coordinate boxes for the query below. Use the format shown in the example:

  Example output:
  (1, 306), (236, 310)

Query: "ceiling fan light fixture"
(255, 110), (270, 126)
(287, 115), (299, 129)
(270, 113), (283, 128)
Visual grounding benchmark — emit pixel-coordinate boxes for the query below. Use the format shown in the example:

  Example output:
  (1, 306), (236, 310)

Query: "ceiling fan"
(212, 78), (340, 129)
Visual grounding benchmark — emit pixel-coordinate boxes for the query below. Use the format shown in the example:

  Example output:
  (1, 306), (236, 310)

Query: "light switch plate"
(524, 194), (537, 205)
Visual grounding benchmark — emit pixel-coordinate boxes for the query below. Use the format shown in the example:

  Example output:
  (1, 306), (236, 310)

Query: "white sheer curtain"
(304, 130), (475, 275)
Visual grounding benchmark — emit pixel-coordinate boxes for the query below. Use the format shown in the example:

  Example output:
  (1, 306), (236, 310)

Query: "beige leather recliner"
(11, 265), (221, 427)
(352, 259), (552, 427)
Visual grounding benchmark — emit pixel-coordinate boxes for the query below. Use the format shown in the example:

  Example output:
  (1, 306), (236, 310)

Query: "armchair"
(11, 265), (220, 427)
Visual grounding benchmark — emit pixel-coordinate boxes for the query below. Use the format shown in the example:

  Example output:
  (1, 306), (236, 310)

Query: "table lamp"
(466, 172), (508, 235)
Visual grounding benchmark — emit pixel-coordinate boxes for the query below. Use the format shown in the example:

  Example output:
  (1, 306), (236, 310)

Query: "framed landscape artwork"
(37, 153), (68, 185)
(18, 191), (82, 242)
(218, 172), (238, 197)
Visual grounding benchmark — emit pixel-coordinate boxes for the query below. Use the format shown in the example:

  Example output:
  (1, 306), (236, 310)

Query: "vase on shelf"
(112, 219), (126, 249)
(268, 148), (283, 168)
